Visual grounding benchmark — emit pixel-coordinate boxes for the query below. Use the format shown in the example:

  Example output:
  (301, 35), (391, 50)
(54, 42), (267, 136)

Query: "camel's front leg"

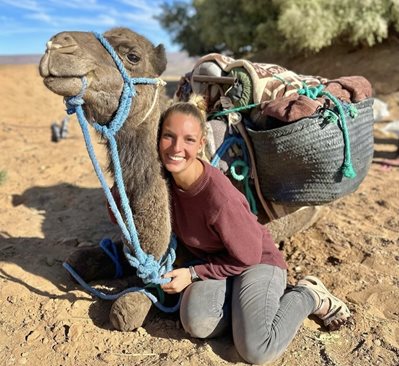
(110, 292), (153, 331)
(131, 181), (171, 260)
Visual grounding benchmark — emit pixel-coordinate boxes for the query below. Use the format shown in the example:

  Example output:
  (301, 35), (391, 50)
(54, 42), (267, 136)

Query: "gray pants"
(180, 264), (316, 365)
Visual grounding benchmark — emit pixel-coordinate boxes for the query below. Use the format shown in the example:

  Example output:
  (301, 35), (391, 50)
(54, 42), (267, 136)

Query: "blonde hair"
(160, 94), (207, 136)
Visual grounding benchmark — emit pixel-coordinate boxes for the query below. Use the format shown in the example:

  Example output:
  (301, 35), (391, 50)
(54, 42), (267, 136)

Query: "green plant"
(0, 170), (7, 186)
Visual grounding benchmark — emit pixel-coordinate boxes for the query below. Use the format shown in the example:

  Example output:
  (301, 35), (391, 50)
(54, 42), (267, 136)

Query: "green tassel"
(341, 163), (357, 179)
(348, 105), (358, 118)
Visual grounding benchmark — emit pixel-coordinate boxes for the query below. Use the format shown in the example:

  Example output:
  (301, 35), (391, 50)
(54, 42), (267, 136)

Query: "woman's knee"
(180, 281), (229, 339)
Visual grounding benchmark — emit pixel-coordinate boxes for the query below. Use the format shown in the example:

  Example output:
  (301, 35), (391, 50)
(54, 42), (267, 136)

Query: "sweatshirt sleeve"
(194, 198), (265, 279)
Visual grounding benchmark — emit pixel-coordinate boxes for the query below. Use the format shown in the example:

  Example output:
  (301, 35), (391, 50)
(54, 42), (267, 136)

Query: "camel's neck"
(109, 118), (161, 202)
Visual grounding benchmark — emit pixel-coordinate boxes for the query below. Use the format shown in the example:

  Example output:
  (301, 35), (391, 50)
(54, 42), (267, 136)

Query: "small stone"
(294, 266), (302, 272)
(98, 352), (116, 362)
(374, 339), (382, 346)
(45, 256), (56, 266)
(7, 295), (16, 304)
(25, 330), (41, 343)
(68, 324), (83, 342)
(136, 327), (147, 336)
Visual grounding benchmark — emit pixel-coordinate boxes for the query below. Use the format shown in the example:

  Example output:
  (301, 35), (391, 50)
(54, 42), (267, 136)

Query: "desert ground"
(0, 40), (399, 366)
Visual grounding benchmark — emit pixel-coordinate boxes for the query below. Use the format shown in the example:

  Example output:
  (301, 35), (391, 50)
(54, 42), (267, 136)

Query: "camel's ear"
(152, 44), (167, 75)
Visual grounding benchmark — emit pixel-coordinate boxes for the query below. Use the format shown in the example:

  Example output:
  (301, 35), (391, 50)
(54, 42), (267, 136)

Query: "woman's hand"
(161, 268), (192, 294)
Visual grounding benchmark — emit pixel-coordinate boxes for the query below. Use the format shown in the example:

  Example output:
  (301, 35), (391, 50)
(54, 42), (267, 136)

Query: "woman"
(158, 96), (351, 365)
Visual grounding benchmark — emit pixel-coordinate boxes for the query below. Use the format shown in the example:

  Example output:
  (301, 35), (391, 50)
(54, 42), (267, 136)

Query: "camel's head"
(39, 28), (167, 125)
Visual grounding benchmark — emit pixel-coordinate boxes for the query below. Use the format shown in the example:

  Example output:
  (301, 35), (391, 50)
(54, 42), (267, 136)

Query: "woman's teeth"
(168, 155), (184, 161)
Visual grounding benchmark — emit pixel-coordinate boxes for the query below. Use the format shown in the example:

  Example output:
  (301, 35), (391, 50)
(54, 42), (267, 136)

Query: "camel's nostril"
(49, 33), (79, 53)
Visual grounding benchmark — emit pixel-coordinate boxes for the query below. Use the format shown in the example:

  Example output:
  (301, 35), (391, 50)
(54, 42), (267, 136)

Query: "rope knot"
(136, 254), (162, 284)
(297, 83), (324, 99)
(65, 95), (85, 115)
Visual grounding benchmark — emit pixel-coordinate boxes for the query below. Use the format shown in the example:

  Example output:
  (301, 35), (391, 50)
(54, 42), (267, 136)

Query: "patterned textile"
(177, 53), (372, 125)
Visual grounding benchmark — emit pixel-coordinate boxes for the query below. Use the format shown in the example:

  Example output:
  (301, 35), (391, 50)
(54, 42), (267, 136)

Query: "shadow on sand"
(0, 182), (242, 363)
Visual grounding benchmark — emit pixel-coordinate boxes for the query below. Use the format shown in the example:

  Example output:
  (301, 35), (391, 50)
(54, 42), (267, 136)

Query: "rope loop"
(230, 159), (249, 181)
(211, 136), (257, 214)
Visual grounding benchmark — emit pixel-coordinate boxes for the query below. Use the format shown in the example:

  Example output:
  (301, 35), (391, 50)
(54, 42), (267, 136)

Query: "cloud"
(0, 0), (42, 11)
(0, 0), (182, 53)
(26, 12), (57, 25)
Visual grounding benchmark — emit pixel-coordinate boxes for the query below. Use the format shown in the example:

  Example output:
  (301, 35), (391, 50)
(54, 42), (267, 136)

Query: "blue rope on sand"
(63, 31), (179, 312)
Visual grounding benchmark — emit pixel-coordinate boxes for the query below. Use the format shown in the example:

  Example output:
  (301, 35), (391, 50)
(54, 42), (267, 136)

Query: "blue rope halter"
(63, 32), (179, 311)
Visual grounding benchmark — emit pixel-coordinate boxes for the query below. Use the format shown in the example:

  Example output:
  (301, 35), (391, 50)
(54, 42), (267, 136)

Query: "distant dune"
(0, 51), (197, 78)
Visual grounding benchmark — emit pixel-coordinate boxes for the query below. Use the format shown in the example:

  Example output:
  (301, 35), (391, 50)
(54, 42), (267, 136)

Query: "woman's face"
(159, 111), (205, 176)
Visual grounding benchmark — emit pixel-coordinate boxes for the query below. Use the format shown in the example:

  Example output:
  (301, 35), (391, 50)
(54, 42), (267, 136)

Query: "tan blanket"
(188, 53), (372, 124)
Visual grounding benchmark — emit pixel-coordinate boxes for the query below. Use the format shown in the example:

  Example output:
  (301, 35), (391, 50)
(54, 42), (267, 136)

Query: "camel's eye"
(127, 53), (141, 64)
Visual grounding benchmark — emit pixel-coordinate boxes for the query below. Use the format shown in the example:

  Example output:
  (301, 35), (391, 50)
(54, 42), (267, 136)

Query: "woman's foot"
(297, 276), (351, 331)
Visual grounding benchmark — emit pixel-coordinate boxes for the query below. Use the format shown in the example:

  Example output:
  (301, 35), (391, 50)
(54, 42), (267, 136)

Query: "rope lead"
(298, 83), (357, 179)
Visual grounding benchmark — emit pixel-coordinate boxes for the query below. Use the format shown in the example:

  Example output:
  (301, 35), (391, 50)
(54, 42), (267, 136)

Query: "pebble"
(7, 295), (16, 304)
(374, 339), (382, 346)
(68, 324), (83, 342)
(98, 352), (116, 363)
(25, 330), (41, 343)
(45, 256), (56, 266)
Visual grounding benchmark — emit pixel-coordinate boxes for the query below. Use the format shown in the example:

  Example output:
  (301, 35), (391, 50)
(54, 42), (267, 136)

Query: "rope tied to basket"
(298, 82), (357, 179)
(208, 102), (260, 119)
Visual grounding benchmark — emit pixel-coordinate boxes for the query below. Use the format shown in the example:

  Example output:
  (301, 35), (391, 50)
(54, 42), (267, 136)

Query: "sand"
(0, 54), (398, 366)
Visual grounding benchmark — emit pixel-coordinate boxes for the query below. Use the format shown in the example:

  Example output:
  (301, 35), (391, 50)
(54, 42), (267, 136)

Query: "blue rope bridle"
(63, 32), (179, 312)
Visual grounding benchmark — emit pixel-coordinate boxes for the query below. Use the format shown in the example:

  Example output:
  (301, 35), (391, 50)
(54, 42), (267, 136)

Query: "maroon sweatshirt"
(171, 160), (287, 280)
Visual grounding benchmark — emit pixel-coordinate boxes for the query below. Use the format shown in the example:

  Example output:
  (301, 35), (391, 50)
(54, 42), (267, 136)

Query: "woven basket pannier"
(247, 98), (375, 205)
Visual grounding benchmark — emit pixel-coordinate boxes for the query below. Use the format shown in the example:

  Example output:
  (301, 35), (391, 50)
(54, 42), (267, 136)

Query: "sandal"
(297, 275), (350, 330)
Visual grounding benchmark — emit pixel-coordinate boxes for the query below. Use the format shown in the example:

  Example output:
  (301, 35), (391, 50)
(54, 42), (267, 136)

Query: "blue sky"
(0, 0), (186, 55)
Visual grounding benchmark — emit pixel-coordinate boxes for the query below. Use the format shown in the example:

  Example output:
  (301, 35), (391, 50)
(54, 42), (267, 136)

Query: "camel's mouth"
(43, 75), (88, 97)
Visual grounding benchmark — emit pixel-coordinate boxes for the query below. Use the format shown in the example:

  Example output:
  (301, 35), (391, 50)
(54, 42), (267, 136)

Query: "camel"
(39, 27), (172, 330)
(39, 27), (323, 332)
